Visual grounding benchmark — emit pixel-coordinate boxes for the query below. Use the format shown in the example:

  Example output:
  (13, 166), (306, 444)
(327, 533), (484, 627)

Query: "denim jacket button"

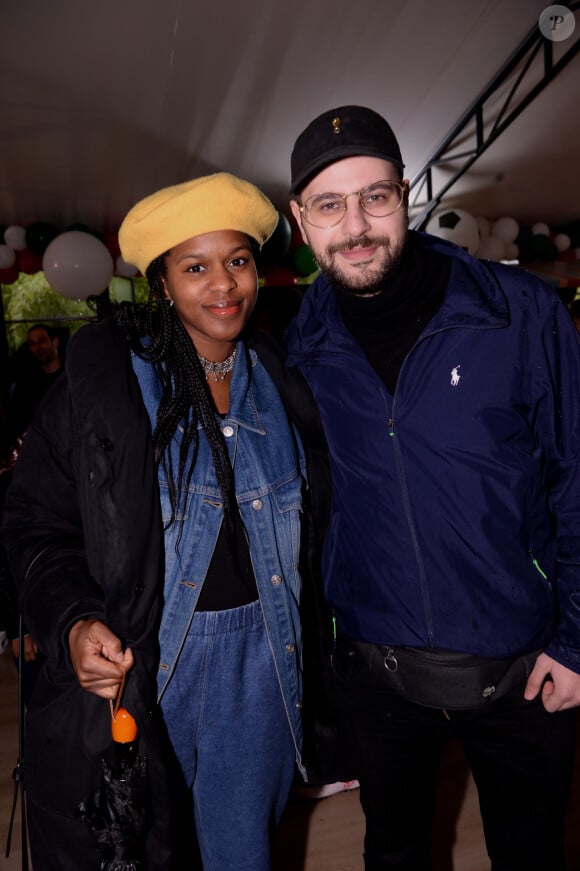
(285, 643), (295, 653)
(222, 425), (234, 438)
(271, 574), (282, 586)
(251, 499), (263, 510)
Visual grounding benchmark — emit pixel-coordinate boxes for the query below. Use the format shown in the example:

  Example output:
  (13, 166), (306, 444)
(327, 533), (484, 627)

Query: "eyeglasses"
(298, 180), (408, 229)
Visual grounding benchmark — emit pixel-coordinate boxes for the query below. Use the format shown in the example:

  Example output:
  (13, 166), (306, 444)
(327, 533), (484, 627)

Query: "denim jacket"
(132, 342), (306, 770)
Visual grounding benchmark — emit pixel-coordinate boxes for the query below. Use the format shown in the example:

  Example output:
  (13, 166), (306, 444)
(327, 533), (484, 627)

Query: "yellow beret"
(118, 172), (278, 274)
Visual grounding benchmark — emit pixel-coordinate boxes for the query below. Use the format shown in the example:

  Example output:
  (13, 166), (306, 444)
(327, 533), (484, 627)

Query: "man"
(284, 105), (580, 870)
(9, 323), (64, 436)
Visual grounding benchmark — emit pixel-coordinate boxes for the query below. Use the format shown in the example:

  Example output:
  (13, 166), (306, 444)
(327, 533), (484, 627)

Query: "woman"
(2, 173), (305, 870)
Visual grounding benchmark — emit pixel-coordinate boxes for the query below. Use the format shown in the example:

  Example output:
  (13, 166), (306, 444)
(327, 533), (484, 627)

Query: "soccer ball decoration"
(426, 208), (480, 255)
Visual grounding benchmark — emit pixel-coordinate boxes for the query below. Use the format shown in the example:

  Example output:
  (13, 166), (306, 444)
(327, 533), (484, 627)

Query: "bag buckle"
(383, 646), (398, 672)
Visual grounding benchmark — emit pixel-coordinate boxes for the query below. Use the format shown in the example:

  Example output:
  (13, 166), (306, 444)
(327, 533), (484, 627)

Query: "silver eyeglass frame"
(298, 180), (409, 229)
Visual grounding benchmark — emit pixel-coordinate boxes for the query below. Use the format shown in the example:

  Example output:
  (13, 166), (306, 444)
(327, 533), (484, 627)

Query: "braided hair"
(113, 254), (238, 544)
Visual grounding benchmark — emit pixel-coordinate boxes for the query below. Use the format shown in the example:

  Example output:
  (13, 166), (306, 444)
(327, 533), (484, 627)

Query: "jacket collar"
(132, 338), (267, 437)
(286, 231), (510, 362)
(225, 345), (266, 435)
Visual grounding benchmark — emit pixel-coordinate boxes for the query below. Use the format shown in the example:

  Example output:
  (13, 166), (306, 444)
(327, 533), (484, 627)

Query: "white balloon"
(553, 233), (571, 252)
(0, 244), (16, 269)
(503, 242), (520, 261)
(476, 216), (491, 238)
(476, 236), (505, 261)
(532, 222), (550, 237)
(491, 216), (519, 243)
(42, 231), (114, 299)
(426, 208), (480, 255)
(115, 255), (138, 278)
(4, 225), (27, 251)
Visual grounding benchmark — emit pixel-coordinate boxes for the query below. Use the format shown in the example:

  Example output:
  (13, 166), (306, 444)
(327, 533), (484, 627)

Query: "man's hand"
(69, 618), (134, 699)
(11, 634), (39, 662)
(524, 652), (580, 712)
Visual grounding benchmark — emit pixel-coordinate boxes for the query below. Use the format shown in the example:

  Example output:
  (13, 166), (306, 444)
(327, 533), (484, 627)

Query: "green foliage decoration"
(1, 271), (94, 355)
(132, 276), (149, 304)
(1, 271), (150, 355)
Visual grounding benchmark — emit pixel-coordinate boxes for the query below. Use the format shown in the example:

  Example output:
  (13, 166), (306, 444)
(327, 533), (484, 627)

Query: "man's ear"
(289, 199), (309, 246)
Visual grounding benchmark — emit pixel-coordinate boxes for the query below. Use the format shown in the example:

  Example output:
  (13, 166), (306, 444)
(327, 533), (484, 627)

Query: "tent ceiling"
(1, 0), (579, 235)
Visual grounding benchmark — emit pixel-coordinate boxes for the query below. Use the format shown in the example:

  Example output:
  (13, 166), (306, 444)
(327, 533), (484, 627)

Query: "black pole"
(0, 286), (11, 404)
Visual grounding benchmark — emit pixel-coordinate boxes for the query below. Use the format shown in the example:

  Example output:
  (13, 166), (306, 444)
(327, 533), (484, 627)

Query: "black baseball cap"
(290, 105), (405, 195)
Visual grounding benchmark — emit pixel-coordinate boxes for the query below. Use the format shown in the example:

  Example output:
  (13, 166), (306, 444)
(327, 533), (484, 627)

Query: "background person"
(0, 400), (42, 705)
(8, 323), (64, 437)
(283, 104), (580, 871)
(569, 298), (580, 335)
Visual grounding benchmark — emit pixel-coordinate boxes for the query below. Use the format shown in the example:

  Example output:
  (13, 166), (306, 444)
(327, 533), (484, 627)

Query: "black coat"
(2, 318), (173, 868)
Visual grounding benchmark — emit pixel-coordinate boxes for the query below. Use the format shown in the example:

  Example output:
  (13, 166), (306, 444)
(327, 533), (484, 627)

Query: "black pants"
(332, 649), (577, 871)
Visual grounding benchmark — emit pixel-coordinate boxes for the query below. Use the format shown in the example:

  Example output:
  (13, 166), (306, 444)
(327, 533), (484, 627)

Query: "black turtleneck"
(335, 232), (450, 394)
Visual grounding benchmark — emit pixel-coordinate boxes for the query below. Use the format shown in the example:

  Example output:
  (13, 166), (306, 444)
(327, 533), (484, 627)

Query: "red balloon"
(557, 248), (576, 263)
(290, 222), (303, 250)
(101, 230), (121, 259)
(261, 265), (298, 286)
(0, 262), (20, 284)
(17, 248), (43, 274)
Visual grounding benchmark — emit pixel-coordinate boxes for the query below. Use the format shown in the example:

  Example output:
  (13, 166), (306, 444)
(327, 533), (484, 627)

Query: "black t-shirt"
(195, 507), (258, 611)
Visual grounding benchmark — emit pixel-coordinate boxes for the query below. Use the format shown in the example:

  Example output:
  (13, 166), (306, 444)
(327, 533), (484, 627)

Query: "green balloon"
(292, 244), (317, 277)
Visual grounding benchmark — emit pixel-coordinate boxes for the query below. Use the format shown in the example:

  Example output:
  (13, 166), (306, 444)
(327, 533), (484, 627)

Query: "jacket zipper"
(24, 546), (51, 581)
(530, 552), (551, 587)
(387, 321), (487, 645)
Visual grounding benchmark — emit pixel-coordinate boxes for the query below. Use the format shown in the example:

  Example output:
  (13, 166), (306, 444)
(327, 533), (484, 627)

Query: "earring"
(166, 298), (174, 307)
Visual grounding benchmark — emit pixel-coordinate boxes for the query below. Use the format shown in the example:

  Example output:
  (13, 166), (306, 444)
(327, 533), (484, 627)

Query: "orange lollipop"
(111, 706), (138, 744)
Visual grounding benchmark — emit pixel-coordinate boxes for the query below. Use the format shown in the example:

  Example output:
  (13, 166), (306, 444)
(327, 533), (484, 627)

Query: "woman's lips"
(206, 300), (243, 317)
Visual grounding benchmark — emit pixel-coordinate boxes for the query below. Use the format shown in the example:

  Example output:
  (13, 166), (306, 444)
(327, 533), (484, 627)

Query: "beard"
(317, 224), (408, 297)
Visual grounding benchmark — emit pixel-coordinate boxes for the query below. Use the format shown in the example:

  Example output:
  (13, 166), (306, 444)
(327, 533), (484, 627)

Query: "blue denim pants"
(159, 599), (296, 870)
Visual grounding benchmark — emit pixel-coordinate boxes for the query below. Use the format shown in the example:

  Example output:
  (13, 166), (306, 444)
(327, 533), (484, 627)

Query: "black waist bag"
(332, 636), (541, 710)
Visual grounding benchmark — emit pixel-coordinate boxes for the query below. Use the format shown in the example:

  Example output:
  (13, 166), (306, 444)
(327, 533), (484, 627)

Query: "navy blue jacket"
(286, 232), (580, 673)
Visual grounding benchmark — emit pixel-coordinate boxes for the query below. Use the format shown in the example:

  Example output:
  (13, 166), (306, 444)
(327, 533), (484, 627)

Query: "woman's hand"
(69, 618), (134, 699)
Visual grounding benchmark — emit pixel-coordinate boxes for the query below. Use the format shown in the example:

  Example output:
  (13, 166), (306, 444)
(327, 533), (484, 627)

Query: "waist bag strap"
(332, 636), (541, 710)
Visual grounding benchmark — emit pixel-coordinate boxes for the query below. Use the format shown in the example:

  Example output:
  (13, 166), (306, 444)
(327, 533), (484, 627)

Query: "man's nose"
(342, 194), (372, 236)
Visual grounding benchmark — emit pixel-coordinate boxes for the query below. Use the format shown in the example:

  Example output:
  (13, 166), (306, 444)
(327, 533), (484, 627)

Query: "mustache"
(326, 235), (391, 256)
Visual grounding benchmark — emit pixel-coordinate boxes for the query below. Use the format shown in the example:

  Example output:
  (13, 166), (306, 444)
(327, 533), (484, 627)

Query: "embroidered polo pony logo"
(450, 365), (461, 387)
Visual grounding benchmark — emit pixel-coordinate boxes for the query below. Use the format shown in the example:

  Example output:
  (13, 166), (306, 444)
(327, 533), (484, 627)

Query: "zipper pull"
(531, 556), (548, 579)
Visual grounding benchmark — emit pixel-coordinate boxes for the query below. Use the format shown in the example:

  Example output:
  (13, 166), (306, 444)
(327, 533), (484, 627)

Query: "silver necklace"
(197, 347), (237, 382)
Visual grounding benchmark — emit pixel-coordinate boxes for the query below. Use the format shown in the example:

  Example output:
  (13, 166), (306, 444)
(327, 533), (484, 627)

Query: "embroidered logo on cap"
(331, 116), (342, 134)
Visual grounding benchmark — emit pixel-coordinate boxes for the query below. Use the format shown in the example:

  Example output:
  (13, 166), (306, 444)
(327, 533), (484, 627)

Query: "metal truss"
(409, 2), (580, 230)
